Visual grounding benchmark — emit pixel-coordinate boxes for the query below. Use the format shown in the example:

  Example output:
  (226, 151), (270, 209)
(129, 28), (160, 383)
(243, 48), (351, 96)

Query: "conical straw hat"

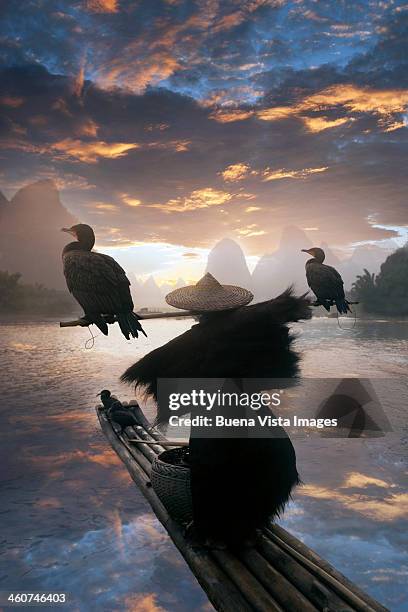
(165, 273), (253, 312)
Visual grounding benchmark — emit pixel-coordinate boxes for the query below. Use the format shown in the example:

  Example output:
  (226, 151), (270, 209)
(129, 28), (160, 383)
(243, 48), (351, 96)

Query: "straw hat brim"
(165, 283), (253, 312)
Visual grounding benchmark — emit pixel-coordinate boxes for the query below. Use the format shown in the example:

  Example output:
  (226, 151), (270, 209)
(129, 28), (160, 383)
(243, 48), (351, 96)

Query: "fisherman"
(122, 273), (312, 547)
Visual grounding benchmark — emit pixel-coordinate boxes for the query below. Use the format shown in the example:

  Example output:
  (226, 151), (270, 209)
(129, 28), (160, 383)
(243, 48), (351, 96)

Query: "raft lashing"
(96, 402), (388, 612)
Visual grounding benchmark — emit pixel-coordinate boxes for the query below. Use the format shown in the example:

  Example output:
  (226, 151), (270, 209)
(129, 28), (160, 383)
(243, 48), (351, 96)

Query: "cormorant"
(302, 247), (351, 314)
(61, 224), (146, 339)
(98, 389), (119, 411)
(98, 390), (138, 434)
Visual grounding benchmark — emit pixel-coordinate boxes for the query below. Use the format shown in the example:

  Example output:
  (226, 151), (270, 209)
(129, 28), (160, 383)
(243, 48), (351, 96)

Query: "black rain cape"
(122, 289), (312, 544)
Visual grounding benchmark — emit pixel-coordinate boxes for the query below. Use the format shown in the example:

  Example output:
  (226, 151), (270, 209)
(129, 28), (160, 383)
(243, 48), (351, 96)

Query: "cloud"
(300, 483), (408, 521)
(262, 166), (329, 181)
(210, 108), (255, 123)
(236, 224), (266, 238)
(86, 0), (119, 13)
(153, 188), (233, 212)
(258, 84), (408, 133)
(89, 201), (119, 211)
(302, 116), (351, 133)
(182, 252), (199, 258)
(221, 163), (251, 181)
(122, 194), (142, 207)
(123, 593), (167, 612)
(51, 139), (140, 163)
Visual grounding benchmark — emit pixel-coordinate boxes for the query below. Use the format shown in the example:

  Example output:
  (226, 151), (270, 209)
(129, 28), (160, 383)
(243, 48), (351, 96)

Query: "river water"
(0, 317), (407, 611)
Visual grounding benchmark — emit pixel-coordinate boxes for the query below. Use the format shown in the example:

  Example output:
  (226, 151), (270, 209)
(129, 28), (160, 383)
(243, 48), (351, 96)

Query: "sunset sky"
(1, 0), (407, 283)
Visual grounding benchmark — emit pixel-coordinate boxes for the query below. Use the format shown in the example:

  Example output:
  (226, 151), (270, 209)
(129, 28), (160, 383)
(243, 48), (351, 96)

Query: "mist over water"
(0, 317), (407, 611)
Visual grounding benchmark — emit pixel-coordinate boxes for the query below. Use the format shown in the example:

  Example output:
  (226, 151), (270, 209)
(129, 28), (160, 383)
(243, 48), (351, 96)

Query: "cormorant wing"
(306, 262), (345, 300)
(63, 251), (134, 314)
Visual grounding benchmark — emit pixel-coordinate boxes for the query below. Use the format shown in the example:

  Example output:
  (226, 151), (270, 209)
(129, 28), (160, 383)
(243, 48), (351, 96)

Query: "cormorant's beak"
(61, 227), (76, 237)
(301, 249), (312, 254)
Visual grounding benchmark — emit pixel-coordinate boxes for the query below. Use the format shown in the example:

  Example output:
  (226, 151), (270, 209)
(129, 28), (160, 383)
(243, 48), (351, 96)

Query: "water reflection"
(0, 317), (407, 610)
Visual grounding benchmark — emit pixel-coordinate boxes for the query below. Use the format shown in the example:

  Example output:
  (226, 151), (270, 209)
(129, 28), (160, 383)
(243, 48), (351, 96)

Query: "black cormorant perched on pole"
(61, 224), (146, 339)
(301, 247), (351, 314)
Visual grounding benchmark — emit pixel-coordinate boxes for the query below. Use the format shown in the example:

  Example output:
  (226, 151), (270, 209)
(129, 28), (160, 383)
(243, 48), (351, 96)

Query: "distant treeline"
(350, 247), (408, 316)
(0, 270), (77, 315)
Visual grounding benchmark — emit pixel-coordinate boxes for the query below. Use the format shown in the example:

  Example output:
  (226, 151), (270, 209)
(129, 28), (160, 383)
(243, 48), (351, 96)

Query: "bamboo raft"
(96, 402), (388, 612)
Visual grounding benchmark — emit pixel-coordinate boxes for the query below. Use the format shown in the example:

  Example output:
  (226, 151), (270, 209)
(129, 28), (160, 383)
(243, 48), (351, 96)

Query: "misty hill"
(0, 180), (77, 289)
(131, 276), (187, 309)
(206, 238), (253, 291)
(134, 275), (165, 308)
(252, 226), (312, 300)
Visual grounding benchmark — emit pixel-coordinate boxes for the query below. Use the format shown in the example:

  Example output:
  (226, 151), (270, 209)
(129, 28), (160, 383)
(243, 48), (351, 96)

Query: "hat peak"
(196, 272), (222, 289)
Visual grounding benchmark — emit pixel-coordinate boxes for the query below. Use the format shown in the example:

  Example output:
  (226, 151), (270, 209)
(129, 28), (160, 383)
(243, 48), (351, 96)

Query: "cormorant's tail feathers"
(116, 312), (147, 340)
(129, 312), (147, 338)
(117, 313), (131, 340)
(90, 314), (109, 335)
(336, 300), (352, 315)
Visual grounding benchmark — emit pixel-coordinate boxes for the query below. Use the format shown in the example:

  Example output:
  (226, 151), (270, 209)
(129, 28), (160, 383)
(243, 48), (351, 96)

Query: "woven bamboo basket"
(150, 448), (193, 523)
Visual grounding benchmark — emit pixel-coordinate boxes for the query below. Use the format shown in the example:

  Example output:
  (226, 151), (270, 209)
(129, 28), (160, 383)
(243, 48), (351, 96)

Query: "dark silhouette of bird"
(98, 390), (138, 434)
(61, 224), (147, 339)
(301, 247), (351, 314)
(122, 289), (311, 545)
(98, 389), (119, 411)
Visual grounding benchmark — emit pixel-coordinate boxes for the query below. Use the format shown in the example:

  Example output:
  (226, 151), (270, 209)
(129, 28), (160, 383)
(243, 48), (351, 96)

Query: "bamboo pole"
(212, 550), (283, 612)
(60, 311), (194, 327)
(126, 439), (187, 447)
(263, 527), (384, 612)
(237, 547), (318, 611)
(257, 535), (352, 611)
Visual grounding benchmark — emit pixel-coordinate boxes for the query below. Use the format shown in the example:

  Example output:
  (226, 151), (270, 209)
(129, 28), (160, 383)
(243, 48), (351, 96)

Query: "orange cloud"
(210, 109), (255, 123)
(122, 194), (142, 207)
(343, 472), (392, 489)
(222, 162), (251, 181)
(302, 116), (351, 132)
(182, 252), (199, 258)
(96, 51), (180, 93)
(262, 166), (328, 181)
(300, 479), (408, 521)
(383, 119), (407, 132)
(236, 224), (266, 238)
(258, 84), (408, 132)
(52, 138), (140, 162)
(90, 202), (119, 211)
(153, 187), (233, 212)
(86, 0), (119, 13)
(124, 593), (166, 612)
(304, 84), (408, 115)
(257, 106), (296, 121)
